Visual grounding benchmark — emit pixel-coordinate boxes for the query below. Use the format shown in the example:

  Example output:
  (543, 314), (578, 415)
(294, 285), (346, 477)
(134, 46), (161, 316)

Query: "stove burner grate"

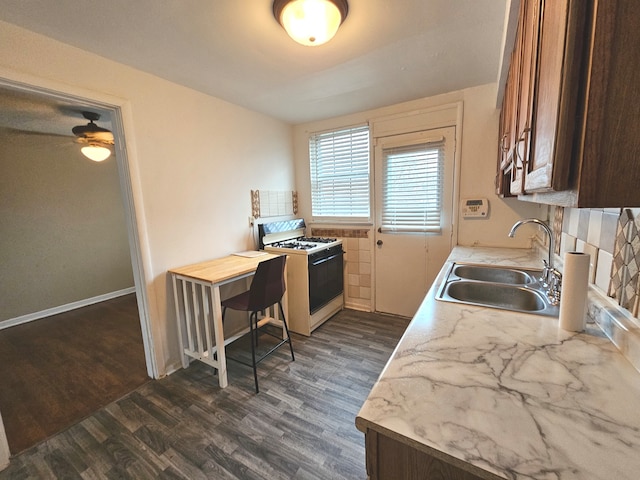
(300, 237), (337, 243)
(271, 241), (313, 250)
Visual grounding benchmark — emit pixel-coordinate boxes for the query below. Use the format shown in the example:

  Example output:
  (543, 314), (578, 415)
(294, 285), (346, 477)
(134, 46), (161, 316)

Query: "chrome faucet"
(508, 218), (561, 305)
(508, 218), (554, 270)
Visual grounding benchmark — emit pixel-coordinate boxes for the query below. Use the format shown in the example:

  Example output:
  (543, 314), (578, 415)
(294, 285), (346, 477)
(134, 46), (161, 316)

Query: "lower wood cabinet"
(364, 429), (490, 480)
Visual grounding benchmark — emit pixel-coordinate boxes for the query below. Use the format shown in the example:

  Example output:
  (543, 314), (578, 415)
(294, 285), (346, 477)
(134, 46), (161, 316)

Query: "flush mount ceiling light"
(273, 0), (348, 46)
(72, 111), (115, 162)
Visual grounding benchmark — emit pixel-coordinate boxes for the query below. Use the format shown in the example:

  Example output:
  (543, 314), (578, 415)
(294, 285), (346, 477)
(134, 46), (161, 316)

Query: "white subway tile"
(587, 210), (603, 246)
(595, 250), (613, 294)
(567, 208), (580, 237)
(561, 233), (577, 256)
(358, 238), (370, 251)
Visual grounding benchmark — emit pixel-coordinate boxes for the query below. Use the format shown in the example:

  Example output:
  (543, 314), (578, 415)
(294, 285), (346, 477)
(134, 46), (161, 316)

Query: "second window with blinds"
(309, 124), (371, 223)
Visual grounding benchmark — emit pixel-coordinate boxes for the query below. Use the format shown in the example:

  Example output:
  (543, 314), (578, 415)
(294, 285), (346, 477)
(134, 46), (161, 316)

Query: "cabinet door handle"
(500, 133), (509, 153)
(514, 129), (530, 171)
(514, 131), (530, 195)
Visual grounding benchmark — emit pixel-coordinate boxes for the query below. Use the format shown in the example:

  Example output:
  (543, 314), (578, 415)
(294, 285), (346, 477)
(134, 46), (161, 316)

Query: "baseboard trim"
(0, 287), (136, 331)
(344, 301), (372, 312)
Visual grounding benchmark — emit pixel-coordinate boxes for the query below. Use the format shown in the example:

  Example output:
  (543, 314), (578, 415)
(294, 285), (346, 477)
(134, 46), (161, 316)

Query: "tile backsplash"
(310, 227), (372, 312)
(558, 206), (640, 321)
(250, 190), (298, 218)
(556, 206), (640, 373)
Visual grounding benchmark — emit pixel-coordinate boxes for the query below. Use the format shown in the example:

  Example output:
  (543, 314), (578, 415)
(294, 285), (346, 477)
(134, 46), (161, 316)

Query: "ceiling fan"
(72, 111), (114, 162)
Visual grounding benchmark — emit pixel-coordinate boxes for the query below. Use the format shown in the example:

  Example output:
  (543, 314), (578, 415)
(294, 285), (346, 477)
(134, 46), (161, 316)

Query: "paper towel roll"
(559, 252), (590, 332)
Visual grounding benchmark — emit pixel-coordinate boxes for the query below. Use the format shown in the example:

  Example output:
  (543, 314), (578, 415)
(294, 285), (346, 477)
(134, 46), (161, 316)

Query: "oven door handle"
(310, 252), (343, 266)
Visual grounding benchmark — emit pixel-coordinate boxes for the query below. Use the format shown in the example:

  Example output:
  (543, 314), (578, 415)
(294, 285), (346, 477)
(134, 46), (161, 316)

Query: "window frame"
(309, 124), (372, 224)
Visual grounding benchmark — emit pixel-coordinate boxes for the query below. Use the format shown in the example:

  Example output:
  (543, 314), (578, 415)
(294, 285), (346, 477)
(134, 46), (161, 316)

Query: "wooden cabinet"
(511, 0), (541, 196)
(363, 429), (488, 480)
(495, 72), (516, 197)
(524, 0), (585, 193)
(496, 0), (541, 198)
(497, 0), (640, 207)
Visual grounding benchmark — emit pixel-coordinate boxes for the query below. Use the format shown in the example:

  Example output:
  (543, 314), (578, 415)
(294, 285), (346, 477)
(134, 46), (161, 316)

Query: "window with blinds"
(380, 140), (445, 233)
(309, 125), (370, 221)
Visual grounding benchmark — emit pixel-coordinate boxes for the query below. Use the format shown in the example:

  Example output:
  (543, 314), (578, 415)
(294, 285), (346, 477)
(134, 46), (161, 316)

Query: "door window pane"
(381, 140), (445, 233)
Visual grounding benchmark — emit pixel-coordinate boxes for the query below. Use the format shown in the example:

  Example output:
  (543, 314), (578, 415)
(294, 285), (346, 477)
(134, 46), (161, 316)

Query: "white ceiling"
(0, 0), (507, 126)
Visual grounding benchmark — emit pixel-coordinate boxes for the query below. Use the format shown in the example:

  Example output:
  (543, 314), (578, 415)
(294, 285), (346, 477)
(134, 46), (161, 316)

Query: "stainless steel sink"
(452, 264), (536, 284)
(444, 281), (547, 311)
(436, 262), (558, 317)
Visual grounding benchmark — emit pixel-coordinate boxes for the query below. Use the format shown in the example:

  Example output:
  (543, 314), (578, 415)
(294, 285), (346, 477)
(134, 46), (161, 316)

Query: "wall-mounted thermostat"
(462, 198), (489, 218)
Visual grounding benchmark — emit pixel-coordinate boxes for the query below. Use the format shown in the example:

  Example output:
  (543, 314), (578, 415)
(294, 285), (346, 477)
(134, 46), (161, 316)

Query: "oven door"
(308, 248), (344, 313)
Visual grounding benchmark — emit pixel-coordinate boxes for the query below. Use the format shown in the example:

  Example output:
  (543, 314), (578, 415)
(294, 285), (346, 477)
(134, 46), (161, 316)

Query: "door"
(374, 127), (456, 317)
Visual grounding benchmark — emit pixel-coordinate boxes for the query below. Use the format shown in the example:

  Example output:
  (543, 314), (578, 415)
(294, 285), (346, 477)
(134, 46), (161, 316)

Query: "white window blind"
(381, 140), (445, 233)
(309, 125), (370, 220)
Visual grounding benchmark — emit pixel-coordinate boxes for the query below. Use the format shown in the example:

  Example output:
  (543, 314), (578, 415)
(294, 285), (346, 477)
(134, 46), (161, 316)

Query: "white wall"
(455, 84), (545, 246)
(0, 128), (134, 323)
(0, 21), (295, 376)
(293, 83), (542, 247)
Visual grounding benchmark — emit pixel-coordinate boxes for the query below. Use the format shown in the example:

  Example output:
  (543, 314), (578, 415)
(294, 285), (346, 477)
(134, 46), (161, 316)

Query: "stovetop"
(270, 237), (337, 249)
(258, 219), (342, 254)
(266, 236), (341, 254)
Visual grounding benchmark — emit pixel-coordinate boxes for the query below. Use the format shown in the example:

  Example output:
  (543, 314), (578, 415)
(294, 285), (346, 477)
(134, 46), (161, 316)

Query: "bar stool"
(221, 255), (295, 393)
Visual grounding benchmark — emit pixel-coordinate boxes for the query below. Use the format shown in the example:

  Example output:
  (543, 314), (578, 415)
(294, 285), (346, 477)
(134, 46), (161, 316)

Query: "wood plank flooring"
(0, 294), (148, 455)
(0, 309), (409, 479)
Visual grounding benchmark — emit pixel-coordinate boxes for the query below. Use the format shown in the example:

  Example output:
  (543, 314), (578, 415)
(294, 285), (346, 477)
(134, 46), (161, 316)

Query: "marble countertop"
(356, 246), (640, 480)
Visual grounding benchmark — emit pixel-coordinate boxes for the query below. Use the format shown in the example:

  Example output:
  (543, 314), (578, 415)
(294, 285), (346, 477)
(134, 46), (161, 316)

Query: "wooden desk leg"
(211, 285), (228, 388)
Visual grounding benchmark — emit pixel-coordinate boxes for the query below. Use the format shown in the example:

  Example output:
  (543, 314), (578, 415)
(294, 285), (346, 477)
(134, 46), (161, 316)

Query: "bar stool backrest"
(247, 255), (286, 312)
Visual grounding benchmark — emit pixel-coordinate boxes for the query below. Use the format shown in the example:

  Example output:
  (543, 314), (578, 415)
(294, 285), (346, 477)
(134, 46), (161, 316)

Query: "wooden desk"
(169, 252), (284, 388)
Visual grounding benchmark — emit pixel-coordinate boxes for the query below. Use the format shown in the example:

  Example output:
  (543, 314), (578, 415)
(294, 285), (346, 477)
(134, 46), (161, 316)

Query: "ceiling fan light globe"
(81, 145), (111, 162)
(279, 0), (343, 46)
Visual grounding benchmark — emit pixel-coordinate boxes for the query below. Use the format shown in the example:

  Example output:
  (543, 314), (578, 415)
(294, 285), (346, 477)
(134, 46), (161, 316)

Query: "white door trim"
(0, 410), (8, 470)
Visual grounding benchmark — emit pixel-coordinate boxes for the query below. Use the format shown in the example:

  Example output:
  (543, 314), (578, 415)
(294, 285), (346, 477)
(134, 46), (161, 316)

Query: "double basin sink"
(436, 262), (559, 317)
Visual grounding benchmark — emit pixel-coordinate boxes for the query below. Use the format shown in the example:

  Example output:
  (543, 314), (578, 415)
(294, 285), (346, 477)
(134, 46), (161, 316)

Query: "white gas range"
(258, 219), (344, 336)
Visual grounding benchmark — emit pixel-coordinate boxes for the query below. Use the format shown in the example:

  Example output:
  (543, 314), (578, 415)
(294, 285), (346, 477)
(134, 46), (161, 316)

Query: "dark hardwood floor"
(0, 309), (409, 479)
(0, 294), (148, 455)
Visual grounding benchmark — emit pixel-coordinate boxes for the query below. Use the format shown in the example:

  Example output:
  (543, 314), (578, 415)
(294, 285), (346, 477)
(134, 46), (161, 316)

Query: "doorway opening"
(0, 78), (157, 456)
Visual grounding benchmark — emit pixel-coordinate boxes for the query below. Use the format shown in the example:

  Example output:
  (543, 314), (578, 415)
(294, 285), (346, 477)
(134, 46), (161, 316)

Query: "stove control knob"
(376, 240), (383, 246)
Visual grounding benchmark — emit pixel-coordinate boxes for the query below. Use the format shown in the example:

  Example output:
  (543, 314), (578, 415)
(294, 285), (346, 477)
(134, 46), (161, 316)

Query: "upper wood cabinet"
(496, 0), (541, 198)
(497, 0), (640, 207)
(511, 0), (541, 196)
